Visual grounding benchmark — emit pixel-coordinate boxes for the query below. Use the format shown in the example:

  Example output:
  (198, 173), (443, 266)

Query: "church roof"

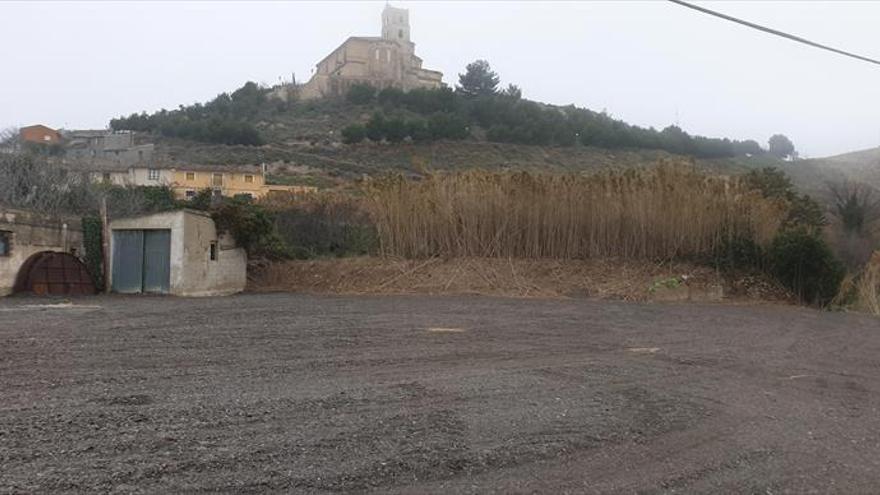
(314, 36), (398, 68)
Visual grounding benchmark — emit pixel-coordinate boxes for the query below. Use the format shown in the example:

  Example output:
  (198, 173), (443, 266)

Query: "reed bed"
(848, 253), (880, 315)
(363, 161), (787, 261)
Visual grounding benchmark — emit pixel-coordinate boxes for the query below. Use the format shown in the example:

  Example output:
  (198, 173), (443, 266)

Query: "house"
(0, 207), (93, 296)
(63, 129), (154, 167)
(79, 162), (316, 200)
(276, 5), (443, 101)
(19, 125), (61, 145)
(108, 209), (246, 296)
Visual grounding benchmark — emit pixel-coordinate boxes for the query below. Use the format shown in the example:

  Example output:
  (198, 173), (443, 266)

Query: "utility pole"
(100, 196), (110, 293)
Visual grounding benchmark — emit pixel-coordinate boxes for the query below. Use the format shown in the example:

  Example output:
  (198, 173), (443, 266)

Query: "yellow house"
(68, 162), (317, 199)
(170, 164), (269, 200)
(149, 164), (317, 200)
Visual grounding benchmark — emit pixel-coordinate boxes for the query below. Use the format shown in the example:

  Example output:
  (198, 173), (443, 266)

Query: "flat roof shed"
(109, 209), (246, 297)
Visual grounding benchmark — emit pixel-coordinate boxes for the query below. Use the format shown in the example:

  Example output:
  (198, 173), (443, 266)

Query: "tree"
(768, 134), (796, 159)
(0, 127), (19, 150)
(502, 84), (522, 100)
(828, 181), (880, 236)
(456, 60), (500, 98)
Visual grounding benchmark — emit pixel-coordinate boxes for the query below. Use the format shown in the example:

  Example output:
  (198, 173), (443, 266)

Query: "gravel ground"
(1, 294), (879, 494)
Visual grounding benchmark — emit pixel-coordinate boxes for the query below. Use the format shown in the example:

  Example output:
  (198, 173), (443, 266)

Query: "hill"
(803, 147), (880, 190)
(111, 80), (849, 193)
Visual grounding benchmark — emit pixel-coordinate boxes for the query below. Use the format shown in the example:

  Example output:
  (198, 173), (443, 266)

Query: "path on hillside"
(1, 294), (879, 493)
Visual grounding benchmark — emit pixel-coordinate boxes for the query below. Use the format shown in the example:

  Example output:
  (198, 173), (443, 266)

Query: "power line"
(668, 0), (880, 67)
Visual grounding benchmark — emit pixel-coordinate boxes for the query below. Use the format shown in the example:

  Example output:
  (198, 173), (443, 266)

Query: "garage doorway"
(111, 229), (171, 294)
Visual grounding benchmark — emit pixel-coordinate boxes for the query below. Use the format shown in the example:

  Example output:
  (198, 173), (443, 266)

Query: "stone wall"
(0, 208), (84, 296)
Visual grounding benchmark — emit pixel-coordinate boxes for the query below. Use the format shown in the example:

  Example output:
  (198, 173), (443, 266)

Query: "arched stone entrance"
(13, 251), (97, 296)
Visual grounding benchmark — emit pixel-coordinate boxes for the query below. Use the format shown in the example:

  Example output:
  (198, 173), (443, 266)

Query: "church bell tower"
(381, 5), (410, 43)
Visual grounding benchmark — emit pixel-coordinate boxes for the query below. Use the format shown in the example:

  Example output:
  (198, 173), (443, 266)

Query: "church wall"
(293, 7), (443, 101)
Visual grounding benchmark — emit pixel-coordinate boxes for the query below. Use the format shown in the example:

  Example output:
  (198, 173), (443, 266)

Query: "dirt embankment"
(249, 257), (793, 303)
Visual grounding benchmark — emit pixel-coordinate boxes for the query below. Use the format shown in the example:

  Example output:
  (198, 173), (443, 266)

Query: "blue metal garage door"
(142, 230), (171, 294)
(111, 229), (171, 294)
(111, 230), (144, 294)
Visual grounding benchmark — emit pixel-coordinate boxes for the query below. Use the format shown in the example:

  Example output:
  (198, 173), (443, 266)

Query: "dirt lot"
(1, 294), (879, 493)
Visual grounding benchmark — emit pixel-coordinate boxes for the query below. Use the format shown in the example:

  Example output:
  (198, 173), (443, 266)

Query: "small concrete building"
(109, 209), (246, 296)
(1, 207), (88, 296)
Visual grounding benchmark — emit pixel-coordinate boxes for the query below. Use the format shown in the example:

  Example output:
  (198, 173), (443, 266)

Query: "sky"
(2, 1), (879, 158)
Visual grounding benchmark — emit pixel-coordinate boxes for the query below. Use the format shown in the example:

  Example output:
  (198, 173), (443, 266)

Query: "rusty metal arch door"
(13, 251), (97, 296)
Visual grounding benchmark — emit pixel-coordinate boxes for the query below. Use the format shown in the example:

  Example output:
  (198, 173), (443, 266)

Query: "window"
(148, 169), (160, 181)
(386, 50), (391, 62)
(244, 174), (254, 184)
(209, 241), (218, 261)
(212, 173), (223, 186)
(102, 173), (111, 184)
(0, 231), (10, 257)
(43, 135), (51, 142)
(138, 150), (144, 161)
(398, 29), (403, 39)
(185, 190), (196, 199)
(375, 50), (380, 61)
(186, 172), (195, 181)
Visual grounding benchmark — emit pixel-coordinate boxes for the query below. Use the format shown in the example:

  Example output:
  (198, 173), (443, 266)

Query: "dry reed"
(851, 253), (880, 315)
(363, 161), (787, 261)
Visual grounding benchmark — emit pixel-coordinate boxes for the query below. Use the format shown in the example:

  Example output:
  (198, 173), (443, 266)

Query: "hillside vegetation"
(110, 60), (803, 176)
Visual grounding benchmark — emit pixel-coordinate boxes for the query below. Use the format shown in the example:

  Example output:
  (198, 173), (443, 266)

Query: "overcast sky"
(2, 1), (879, 158)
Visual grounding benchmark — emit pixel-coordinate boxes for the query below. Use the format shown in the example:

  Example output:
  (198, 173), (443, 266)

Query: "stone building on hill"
(279, 5), (443, 101)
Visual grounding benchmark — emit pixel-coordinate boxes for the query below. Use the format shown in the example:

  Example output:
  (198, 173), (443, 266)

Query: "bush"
(768, 228), (845, 305)
(81, 216), (104, 289)
(346, 84), (376, 105)
(384, 118), (408, 143)
(713, 236), (765, 272)
(365, 113), (386, 142)
(744, 168), (826, 231)
(341, 124), (366, 144)
(211, 197), (288, 258)
(272, 195), (378, 258)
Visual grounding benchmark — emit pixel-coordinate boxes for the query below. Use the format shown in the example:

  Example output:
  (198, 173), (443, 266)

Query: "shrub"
(211, 197), (288, 258)
(365, 113), (386, 142)
(271, 195), (378, 258)
(81, 216), (104, 289)
(406, 119), (432, 143)
(384, 118), (408, 143)
(744, 167), (826, 231)
(767, 228), (845, 305)
(346, 84), (376, 105)
(341, 124), (366, 144)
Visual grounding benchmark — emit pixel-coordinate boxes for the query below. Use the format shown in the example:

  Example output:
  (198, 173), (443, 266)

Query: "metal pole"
(100, 196), (110, 293)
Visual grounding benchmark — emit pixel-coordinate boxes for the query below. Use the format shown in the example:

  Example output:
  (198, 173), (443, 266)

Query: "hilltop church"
(291, 5), (443, 100)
